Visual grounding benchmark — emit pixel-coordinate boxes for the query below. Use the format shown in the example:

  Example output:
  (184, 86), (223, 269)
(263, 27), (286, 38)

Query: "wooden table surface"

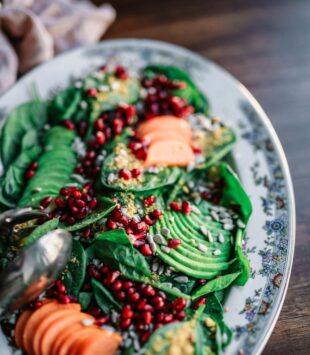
(98, 0), (310, 353)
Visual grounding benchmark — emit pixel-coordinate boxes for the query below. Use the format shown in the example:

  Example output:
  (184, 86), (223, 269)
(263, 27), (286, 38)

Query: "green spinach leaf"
(62, 240), (87, 296)
(78, 292), (92, 311)
(0, 100), (46, 169)
(91, 278), (122, 314)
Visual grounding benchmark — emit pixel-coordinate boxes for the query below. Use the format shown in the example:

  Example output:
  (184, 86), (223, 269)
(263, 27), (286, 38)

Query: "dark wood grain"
(96, 0), (310, 353)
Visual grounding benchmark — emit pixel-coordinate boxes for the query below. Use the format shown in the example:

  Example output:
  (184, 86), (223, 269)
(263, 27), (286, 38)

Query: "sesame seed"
(223, 223), (234, 231)
(154, 234), (167, 245)
(161, 246), (171, 254)
(151, 262), (159, 272)
(200, 226), (208, 237)
(158, 264), (165, 274)
(107, 173), (116, 184)
(161, 282), (173, 288)
(237, 219), (246, 229)
(132, 214), (141, 223)
(174, 276), (189, 283)
(198, 243), (208, 253)
(221, 218), (233, 225)
(210, 211), (219, 221)
(82, 319), (94, 326)
(207, 230), (214, 243)
(80, 101), (88, 109)
(213, 249), (221, 256)
(150, 242), (157, 254)
(161, 227), (170, 237)
(146, 234), (154, 244)
(218, 234), (225, 243)
(31, 187), (42, 193)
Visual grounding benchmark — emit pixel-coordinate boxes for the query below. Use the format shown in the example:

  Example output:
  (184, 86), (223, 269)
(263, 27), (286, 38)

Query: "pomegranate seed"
(55, 280), (66, 294)
(99, 266), (110, 275)
(67, 216), (76, 225)
(173, 297), (186, 310)
(201, 191), (212, 201)
(83, 227), (91, 238)
(123, 281), (133, 290)
(86, 88), (97, 97)
(120, 318), (131, 329)
(108, 271), (120, 284)
(143, 285), (156, 297)
(119, 215), (129, 226)
(89, 198), (97, 209)
(25, 170), (35, 179)
(128, 141), (142, 152)
(95, 316), (109, 325)
(150, 209), (162, 220)
(86, 150), (96, 160)
(114, 291), (126, 302)
(113, 118), (124, 135)
(75, 199), (86, 209)
(163, 314), (173, 323)
(99, 65), (107, 72)
(144, 304), (154, 312)
(55, 197), (65, 209)
(143, 312), (153, 325)
(140, 331), (151, 343)
(144, 195), (156, 207)
(29, 161), (38, 170)
(156, 291), (167, 300)
(175, 310), (186, 320)
(182, 201), (191, 215)
(40, 196), (52, 208)
(60, 187), (68, 196)
(151, 296), (165, 310)
(168, 238), (182, 249)
(133, 239), (146, 248)
(112, 280), (123, 291)
(63, 119), (75, 130)
(114, 65), (128, 80)
(128, 292), (140, 303)
(140, 244), (153, 256)
(96, 131), (105, 145)
(137, 298), (147, 311)
(33, 300), (43, 309)
(106, 219), (117, 230)
(118, 169), (132, 180)
(71, 206), (79, 214)
(198, 279), (207, 286)
(59, 214), (68, 222)
(136, 322), (146, 331)
(135, 147), (147, 160)
(170, 201), (181, 212)
(142, 215), (154, 225)
(58, 294), (70, 304)
(88, 308), (102, 318)
(193, 298), (206, 309)
(155, 313), (164, 322)
(93, 118), (105, 132)
(77, 120), (88, 137)
(131, 168), (141, 178)
(73, 190), (82, 199)
(121, 305), (133, 319)
(153, 323), (163, 331)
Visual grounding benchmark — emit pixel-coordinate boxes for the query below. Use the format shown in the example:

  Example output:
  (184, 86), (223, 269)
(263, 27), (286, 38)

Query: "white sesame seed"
(31, 187), (42, 193)
(132, 214), (141, 223)
(150, 242), (157, 253)
(161, 227), (170, 237)
(161, 282), (173, 288)
(223, 223), (234, 231)
(200, 226), (208, 237)
(80, 101), (88, 109)
(221, 218), (233, 225)
(146, 234), (154, 244)
(213, 249), (221, 256)
(218, 233), (225, 243)
(107, 173), (116, 184)
(161, 246), (171, 254)
(154, 234), (166, 245)
(158, 264), (165, 275)
(191, 205), (201, 214)
(174, 276), (189, 283)
(205, 215), (212, 221)
(210, 211), (220, 221)
(82, 319), (94, 326)
(198, 243), (208, 253)
(207, 230), (214, 243)
(151, 262), (159, 272)
(237, 219), (246, 229)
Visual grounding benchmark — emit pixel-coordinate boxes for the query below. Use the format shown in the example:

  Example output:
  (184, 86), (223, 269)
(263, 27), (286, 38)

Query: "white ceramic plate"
(0, 39), (295, 355)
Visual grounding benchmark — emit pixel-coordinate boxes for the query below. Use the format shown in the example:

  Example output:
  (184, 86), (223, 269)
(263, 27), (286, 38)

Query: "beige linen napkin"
(0, 0), (116, 94)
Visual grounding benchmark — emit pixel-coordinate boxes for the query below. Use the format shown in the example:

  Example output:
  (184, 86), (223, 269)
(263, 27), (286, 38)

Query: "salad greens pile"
(0, 62), (252, 355)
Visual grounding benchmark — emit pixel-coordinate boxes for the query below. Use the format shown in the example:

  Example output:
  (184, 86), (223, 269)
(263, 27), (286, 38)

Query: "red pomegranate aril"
(168, 238), (182, 249)
(88, 264), (98, 279)
(106, 219), (117, 230)
(55, 197), (65, 209)
(55, 280), (66, 294)
(77, 120), (88, 137)
(113, 118), (124, 135)
(137, 299), (147, 311)
(144, 195), (156, 207)
(63, 119), (75, 130)
(114, 291), (126, 302)
(140, 331), (151, 343)
(128, 292), (140, 303)
(201, 191), (212, 201)
(198, 279), (207, 286)
(93, 118), (105, 132)
(114, 65), (128, 80)
(95, 131), (105, 145)
(67, 216), (76, 225)
(143, 285), (156, 297)
(175, 311), (186, 321)
(173, 297), (186, 311)
(155, 312), (164, 322)
(127, 287), (135, 295)
(88, 308), (102, 318)
(75, 199), (86, 209)
(25, 170), (35, 179)
(150, 209), (162, 220)
(193, 298), (206, 309)
(120, 318), (131, 329)
(59, 214), (68, 222)
(86, 150), (96, 160)
(29, 161), (38, 170)
(140, 244), (152, 256)
(170, 201), (181, 212)
(153, 323), (163, 331)
(136, 322), (146, 331)
(144, 304), (154, 313)
(83, 227), (91, 238)
(58, 294), (71, 304)
(109, 271), (120, 283)
(142, 215), (154, 226)
(89, 198), (97, 209)
(77, 208), (88, 220)
(112, 280), (123, 291)
(119, 215), (129, 226)
(133, 239), (146, 248)
(135, 147), (147, 160)
(95, 316), (109, 326)
(151, 296), (165, 310)
(86, 88), (97, 97)
(121, 305), (134, 319)
(60, 187), (68, 196)
(40, 196), (52, 208)
(163, 314), (173, 324)
(123, 281), (133, 290)
(99, 266), (110, 275)
(143, 312), (153, 325)
(118, 168), (132, 180)
(156, 291), (167, 301)
(182, 201), (191, 215)
(128, 141), (142, 152)
(71, 206), (79, 215)
(131, 168), (141, 178)
(33, 300), (43, 310)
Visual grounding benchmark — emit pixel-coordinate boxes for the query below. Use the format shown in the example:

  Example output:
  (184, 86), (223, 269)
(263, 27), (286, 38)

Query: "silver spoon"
(0, 227), (72, 313)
